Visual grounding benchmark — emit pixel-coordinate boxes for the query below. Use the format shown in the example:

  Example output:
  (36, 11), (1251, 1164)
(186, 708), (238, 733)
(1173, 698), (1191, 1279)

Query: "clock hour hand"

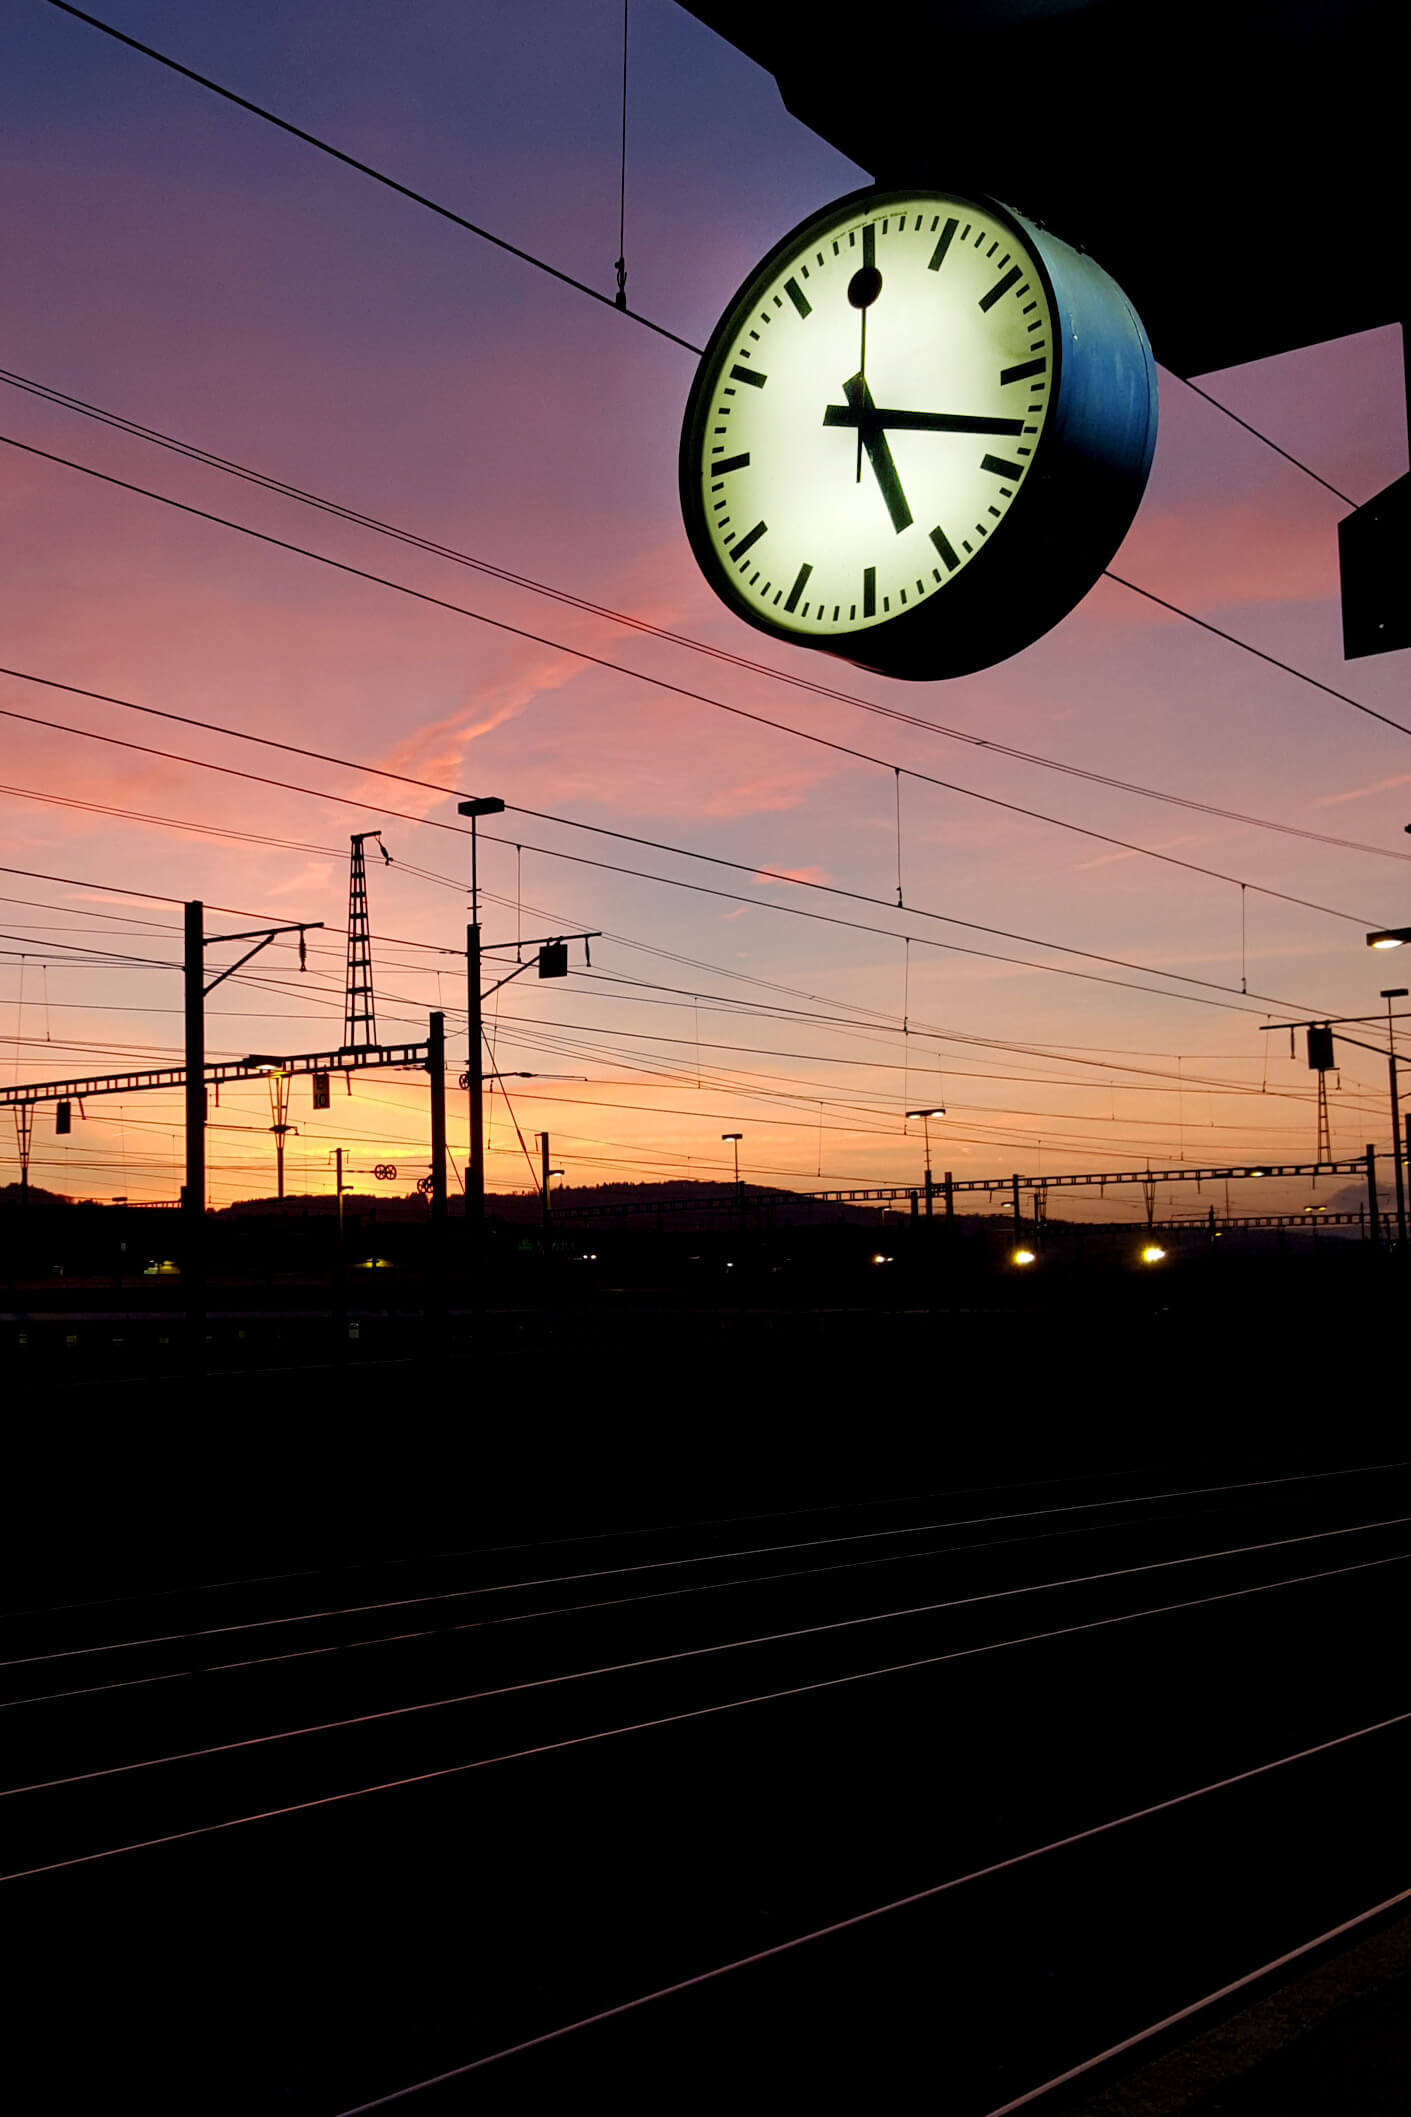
(823, 406), (1026, 436)
(832, 373), (913, 534)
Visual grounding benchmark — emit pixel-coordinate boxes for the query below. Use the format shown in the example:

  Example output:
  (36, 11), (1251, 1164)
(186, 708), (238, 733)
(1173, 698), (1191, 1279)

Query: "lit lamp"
(1141, 1244), (1167, 1265)
(1368, 927), (1411, 950)
(905, 1105), (946, 1218)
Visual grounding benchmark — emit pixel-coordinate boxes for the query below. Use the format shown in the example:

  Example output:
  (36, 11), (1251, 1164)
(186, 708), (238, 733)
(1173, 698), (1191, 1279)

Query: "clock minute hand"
(833, 373), (913, 535)
(823, 406), (1027, 437)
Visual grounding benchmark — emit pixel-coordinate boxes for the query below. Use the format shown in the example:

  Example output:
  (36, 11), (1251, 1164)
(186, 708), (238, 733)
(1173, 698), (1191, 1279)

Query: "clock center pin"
(847, 265), (882, 310)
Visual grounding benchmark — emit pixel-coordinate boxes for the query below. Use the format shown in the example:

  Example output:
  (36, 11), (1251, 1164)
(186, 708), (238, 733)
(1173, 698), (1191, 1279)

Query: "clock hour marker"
(729, 363), (766, 388)
(1000, 357), (1047, 386)
(731, 520), (767, 565)
(929, 524), (961, 572)
(784, 277), (811, 319)
(783, 562), (813, 614)
(978, 266), (1023, 312)
(981, 454), (1024, 481)
(712, 453), (751, 476)
(928, 217), (958, 271)
(863, 566), (876, 618)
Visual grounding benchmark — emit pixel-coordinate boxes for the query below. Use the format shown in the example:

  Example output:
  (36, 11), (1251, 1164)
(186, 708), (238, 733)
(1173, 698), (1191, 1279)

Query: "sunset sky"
(2, 0), (1408, 1219)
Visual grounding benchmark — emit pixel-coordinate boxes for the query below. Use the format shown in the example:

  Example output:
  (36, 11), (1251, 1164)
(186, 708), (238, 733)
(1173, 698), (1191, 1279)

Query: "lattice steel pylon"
(1315, 1070), (1333, 1161)
(343, 832), (390, 1048)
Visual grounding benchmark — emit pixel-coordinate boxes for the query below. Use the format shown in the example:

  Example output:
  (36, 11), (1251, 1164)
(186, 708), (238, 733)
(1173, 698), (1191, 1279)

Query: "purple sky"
(2, 0), (1408, 1214)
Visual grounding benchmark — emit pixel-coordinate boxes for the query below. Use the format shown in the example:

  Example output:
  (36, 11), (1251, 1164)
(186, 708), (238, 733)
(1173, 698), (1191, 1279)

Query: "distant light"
(1141, 1244), (1167, 1264)
(1367, 928), (1411, 949)
(1012, 1247), (1036, 1267)
(905, 1107), (946, 1119)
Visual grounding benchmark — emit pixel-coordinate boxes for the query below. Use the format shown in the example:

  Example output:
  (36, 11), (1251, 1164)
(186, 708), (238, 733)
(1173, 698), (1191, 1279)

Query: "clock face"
(682, 190), (1059, 644)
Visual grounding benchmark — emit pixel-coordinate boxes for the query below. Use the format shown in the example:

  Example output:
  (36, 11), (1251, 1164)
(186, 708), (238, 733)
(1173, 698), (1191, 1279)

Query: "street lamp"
(906, 1105), (946, 1219)
(722, 1132), (744, 1228)
(1367, 927), (1411, 950)
(456, 796), (505, 1235)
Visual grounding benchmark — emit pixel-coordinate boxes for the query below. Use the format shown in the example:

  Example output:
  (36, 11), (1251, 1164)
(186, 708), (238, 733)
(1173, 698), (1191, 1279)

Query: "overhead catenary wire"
(0, 762), (1347, 1024)
(2, 369), (1407, 867)
(1, 595), (1393, 929)
(41, 7), (1379, 522)
(40, 1), (698, 355)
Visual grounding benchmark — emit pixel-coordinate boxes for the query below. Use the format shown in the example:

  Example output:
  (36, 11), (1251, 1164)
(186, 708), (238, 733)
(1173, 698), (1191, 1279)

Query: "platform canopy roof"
(681, 0), (1404, 378)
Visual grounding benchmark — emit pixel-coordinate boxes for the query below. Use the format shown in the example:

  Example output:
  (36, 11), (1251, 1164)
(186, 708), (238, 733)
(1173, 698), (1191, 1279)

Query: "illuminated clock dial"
(680, 185), (1157, 681)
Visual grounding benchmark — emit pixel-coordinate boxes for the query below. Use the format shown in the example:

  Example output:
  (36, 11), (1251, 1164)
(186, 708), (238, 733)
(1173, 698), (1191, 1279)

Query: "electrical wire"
(40, 9), (1376, 525)
(41, 2), (698, 354)
(0, 764), (1340, 1021)
(5, 371), (1402, 870)
(0, 458), (1400, 921)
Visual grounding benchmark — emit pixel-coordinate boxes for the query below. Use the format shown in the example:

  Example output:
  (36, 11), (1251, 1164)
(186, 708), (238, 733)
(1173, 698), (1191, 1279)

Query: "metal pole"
(335, 1147), (345, 1242)
(1366, 1144), (1381, 1245)
(1011, 1173), (1021, 1237)
(943, 1170), (954, 1222)
(429, 1012), (447, 1224)
(467, 919), (484, 1234)
(540, 1129), (551, 1252)
(1386, 996), (1406, 1243)
(428, 1010), (447, 1339)
(183, 900), (205, 1349)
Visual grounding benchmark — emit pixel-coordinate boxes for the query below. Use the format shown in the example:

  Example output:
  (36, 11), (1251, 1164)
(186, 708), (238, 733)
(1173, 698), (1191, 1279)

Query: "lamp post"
(906, 1106), (946, 1218)
(722, 1132), (743, 1225)
(1382, 987), (1408, 1243)
(1368, 926), (1411, 951)
(456, 796), (505, 1236)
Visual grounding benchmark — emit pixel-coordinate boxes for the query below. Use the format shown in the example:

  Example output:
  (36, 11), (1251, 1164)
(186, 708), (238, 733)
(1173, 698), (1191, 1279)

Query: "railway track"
(4, 1455), (1410, 2110)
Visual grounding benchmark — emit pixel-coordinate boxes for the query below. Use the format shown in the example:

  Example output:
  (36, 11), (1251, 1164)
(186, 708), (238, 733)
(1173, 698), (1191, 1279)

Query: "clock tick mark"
(928, 217), (958, 271)
(730, 364), (766, 388)
(981, 454), (1024, 481)
(1000, 357), (1047, 385)
(732, 520), (767, 565)
(862, 567), (876, 619)
(929, 524), (961, 572)
(784, 562), (813, 614)
(713, 453), (751, 476)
